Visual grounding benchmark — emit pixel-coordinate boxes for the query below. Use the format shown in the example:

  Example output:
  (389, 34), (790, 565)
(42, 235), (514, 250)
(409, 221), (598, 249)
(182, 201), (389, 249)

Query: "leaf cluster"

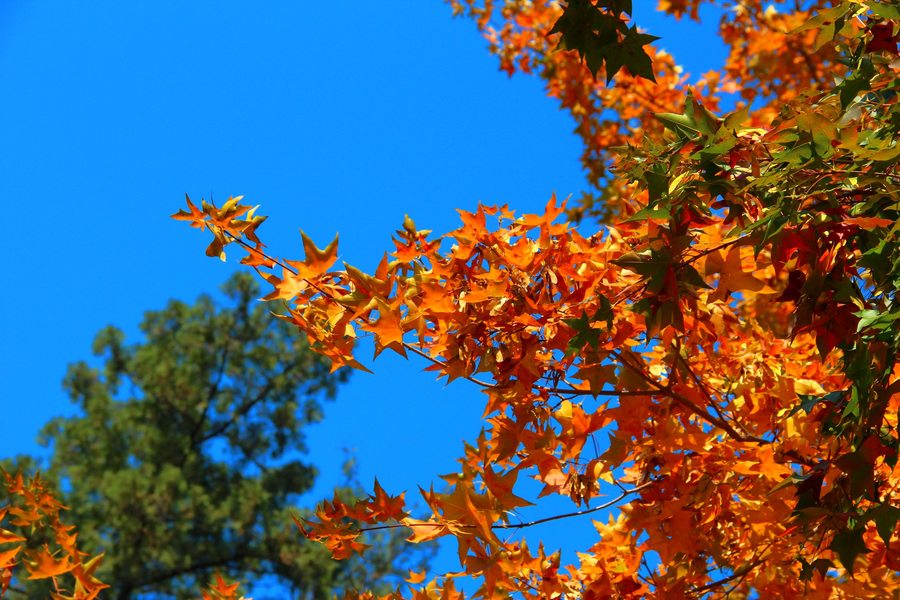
(548, 0), (658, 83)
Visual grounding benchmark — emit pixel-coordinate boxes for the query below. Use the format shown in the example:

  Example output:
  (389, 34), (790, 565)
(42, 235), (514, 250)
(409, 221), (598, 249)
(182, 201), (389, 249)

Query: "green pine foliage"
(4, 273), (425, 599)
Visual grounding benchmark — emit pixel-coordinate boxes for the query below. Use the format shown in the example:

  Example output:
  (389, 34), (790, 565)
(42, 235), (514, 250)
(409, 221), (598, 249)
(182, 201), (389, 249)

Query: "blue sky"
(0, 0), (726, 593)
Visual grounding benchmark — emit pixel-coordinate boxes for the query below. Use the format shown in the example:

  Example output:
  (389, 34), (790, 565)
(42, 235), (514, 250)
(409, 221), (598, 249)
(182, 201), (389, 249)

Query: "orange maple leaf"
(369, 479), (408, 521)
(0, 546), (21, 570)
(25, 545), (73, 580)
(402, 518), (450, 544)
(285, 231), (339, 280)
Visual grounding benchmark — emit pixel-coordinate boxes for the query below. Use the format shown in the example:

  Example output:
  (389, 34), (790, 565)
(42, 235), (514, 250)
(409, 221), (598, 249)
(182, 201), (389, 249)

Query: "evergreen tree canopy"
(6, 273), (415, 599)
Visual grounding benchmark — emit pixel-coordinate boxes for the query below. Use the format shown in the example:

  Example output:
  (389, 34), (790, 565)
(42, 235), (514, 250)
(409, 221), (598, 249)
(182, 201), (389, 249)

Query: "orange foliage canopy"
(172, 1), (900, 598)
(448, 0), (849, 223)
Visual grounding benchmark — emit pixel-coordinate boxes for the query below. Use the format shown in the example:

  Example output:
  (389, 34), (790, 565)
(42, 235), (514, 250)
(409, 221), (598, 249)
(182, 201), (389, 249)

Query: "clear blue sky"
(0, 0), (725, 593)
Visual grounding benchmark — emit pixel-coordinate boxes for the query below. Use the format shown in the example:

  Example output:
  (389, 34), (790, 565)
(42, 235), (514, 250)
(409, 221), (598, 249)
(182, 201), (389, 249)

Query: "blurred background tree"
(3, 273), (425, 599)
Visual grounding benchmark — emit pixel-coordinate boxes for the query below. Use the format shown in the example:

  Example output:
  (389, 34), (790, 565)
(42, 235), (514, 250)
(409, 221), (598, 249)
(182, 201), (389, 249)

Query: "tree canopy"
(2, 0), (899, 598)
(1, 274), (420, 599)
(172, 1), (900, 597)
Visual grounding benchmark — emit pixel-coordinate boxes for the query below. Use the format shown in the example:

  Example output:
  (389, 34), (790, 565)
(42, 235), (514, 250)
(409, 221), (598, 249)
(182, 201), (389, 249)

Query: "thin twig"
(684, 237), (742, 265)
(690, 537), (775, 597)
(674, 352), (754, 439)
(228, 223), (755, 444)
(227, 231), (504, 390)
(537, 385), (656, 397)
(610, 349), (766, 443)
(403, 343), (497, 389)
(357, 481), (654, 534)
(690, 559), (762, 596)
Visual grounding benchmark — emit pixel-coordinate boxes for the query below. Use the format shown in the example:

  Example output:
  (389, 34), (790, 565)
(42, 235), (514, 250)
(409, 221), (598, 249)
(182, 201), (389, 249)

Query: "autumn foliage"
(0, 471), (106, 599)
(8, 0), (900, 598)
(171, 0), (900, 596)
(168, 0), (900, 597)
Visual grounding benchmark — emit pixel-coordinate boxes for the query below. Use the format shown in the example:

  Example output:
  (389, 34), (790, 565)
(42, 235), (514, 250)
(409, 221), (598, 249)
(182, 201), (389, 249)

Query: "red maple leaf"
(866, 22), (899, 55)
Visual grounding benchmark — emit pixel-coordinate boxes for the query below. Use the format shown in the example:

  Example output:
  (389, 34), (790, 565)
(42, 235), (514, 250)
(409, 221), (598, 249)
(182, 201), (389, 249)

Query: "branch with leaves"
(169, 1), (900, 597)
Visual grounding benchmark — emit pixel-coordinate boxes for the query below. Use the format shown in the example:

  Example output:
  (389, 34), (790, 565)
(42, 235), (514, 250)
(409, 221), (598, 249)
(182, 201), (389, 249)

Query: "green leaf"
(842, 388), (861, 419)
(655, 111), (700, 138)
(797, 111), (837, 157)
(550, 0), (658, 82)
(769, 473), (804, 495)
(837, 59), (874, 109)
(595, 294), (614, 330)
(834, 449), (876, 498)
(550, 0), (619, 76)
(723, 105), (749, 130)
(856, 308), (900, 332)
(656, 92), (720, 139)
(605, 25), (659, 83)
(691, 129), (738, 165)
(563, 295), (614, 355)
(799, 557), (833, 582)
(564, 311), (600, 355)
(625, 205), (670, 222)
(869, 4), (900, 20)
(680, 265), (712, 290)
(790, 3), (854, 50)
(829, 527), (869, 573)
(612, 249), (672, 293)
(771, 142), (814, 166)
(866, 503), (900, 545)
(791, 390), (845, 416)
(644, 170), (669, 202)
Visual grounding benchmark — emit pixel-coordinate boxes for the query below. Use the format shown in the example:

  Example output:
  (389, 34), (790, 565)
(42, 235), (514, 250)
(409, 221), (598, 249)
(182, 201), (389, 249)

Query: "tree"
(449, 0), (851, 224)
(1, 273), (420, 599)
(4, 0), (894, 597)
(172, 0), (900, 596)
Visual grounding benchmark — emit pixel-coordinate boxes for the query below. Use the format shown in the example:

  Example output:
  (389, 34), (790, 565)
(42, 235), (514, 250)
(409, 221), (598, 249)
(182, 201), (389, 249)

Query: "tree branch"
(536, 385), (655, 397)
(357, 481), (653, 534)
(198, 362), (298, 445)
(134, 549), (260, 591)
(610, 349), (766, 443)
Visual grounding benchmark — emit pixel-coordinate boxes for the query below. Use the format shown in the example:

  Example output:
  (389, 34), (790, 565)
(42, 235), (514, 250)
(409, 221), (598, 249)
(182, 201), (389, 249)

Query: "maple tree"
(172, 0), (900, 596)
(38, 0), (900, 597)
